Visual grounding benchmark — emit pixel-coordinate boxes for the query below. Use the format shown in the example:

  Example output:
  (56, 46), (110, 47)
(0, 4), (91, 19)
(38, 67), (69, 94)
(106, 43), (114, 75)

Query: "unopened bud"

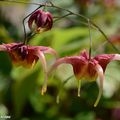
(28, 10), (53, 33)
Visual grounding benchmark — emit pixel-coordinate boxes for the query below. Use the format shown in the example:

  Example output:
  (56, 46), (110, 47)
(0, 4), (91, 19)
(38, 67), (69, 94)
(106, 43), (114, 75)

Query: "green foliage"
(0, 0), (120, 120)
(12, 67), (40, 118)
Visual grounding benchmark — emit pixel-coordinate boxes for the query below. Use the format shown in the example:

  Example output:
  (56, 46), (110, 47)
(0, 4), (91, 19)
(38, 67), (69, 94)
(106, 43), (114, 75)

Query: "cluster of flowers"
(0, 9), (120, 107)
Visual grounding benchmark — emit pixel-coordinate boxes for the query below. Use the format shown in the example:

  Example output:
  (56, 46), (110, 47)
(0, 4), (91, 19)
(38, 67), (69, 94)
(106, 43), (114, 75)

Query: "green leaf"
(12, 67), (40, 118)
(0, 52), (12, 75)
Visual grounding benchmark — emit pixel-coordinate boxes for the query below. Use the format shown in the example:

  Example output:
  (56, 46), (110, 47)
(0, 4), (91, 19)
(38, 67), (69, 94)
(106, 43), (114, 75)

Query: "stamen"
(41, 83), (47, 95)
(77, 80), (81, 97)
(113, 54), (120, 60)
(31, 60), (36, 69)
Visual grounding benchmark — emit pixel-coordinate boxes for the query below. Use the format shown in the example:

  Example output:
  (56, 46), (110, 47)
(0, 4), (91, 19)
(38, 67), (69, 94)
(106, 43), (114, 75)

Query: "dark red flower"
(50, 49), (120, 106)
(28, 10), (53, 33)
(0, 42), (57, 95)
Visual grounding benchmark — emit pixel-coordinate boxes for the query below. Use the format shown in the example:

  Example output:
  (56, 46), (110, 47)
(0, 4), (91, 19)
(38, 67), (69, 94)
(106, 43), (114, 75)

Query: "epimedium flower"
(49, 49), (120, 107)
(0, 42), (57, 95)
(28, 10), (53, 33)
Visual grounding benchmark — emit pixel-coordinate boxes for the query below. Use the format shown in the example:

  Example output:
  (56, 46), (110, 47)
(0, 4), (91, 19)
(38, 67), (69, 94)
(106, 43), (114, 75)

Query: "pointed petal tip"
(94, 89), (102, 107)
(77, 80), (81, 97)
(94, 103), (97, 107)
(77, 93), (80, 97)
(41, 92), (44, 96)
(56, 95), (60, 104)
(94, 93), (101, 107)
(113, 54), (120, 60)
(47, 47), (58, 58)
(41, 85), (47, 95)
(0, 44), (7, 51)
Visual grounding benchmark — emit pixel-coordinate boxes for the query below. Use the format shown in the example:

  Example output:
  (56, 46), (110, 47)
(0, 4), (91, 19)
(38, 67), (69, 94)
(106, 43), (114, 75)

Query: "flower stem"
(88, 19), (92, 60)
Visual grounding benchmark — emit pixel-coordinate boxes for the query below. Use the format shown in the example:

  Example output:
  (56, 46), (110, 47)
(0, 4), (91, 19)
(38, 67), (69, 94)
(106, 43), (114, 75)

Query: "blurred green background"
(0, 0), (120, 120)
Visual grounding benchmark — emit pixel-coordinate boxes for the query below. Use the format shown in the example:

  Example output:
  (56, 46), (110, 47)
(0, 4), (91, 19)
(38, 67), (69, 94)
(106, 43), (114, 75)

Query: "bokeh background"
(0, 0), (120, 120)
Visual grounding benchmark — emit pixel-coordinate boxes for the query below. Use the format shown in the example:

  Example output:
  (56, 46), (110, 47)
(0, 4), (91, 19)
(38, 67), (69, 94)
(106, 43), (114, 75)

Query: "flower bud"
(28, 10), (53, 33)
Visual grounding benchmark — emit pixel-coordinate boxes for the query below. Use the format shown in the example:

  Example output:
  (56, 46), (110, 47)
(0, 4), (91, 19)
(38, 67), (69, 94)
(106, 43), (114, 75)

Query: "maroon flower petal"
(49, 49), (120, 106)
(28, 10), (53, 33)
(38, 46), (58, 57)
(49, 56), (87, 79)
(94, 54), (115, 72)
(0, 44), (7, 51)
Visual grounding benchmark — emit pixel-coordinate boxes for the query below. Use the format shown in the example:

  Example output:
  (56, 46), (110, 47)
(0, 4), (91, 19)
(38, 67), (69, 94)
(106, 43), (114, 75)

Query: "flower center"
(11, 43), (29, 60)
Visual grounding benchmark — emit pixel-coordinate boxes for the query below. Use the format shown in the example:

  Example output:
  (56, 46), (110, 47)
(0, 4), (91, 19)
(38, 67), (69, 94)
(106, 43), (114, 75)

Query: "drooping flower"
(0, 42), (57, 95)
(28, 10), (53, 33)
(49, 49), (120, 107)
